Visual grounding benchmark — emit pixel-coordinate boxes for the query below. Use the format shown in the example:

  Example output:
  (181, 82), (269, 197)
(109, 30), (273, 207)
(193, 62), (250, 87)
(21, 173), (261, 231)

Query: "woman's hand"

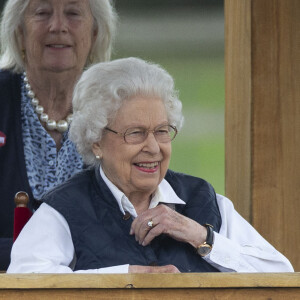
(130, 204), (207, 248)
(129, 264), (180, 273)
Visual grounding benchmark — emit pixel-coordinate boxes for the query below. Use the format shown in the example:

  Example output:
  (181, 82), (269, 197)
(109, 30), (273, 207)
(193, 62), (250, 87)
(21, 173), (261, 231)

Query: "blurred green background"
(113, 1), (225, 194)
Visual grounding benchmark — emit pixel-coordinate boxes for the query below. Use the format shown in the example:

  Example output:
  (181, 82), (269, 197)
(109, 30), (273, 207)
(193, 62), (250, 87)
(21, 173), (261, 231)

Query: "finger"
(141, 210), (186, 245)
(130, 211), (151, 235)
(130, 206), (167, 240)
(149, 264), (180, 273)
(141, 223), (164, 246)
(136, 217), (157, 244)
(157, 265), (180, 273)
(130, 207), (160, 235)
(129, 264), (180, 273)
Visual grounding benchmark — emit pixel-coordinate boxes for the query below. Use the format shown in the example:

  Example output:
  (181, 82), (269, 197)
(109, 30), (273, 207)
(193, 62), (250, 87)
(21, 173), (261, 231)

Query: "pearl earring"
(96, 155), (101, 160)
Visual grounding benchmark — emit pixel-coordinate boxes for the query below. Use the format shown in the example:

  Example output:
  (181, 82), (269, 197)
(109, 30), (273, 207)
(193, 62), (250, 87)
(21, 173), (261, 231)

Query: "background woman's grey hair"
(70, 57), (184, 166)
(0, 0), (117, 73)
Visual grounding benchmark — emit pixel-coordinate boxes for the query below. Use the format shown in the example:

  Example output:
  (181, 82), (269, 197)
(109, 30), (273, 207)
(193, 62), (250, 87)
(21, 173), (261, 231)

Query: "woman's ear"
(92, 26), (98, 43)
(18, 26), (25, 50)
(92, 142), (103, 159)
(89, 25), (98, 53)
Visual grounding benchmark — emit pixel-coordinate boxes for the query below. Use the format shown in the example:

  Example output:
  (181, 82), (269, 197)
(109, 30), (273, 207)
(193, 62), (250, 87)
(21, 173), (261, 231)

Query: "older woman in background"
(8, 57), (293, 273)
(0, 0), (116, 270)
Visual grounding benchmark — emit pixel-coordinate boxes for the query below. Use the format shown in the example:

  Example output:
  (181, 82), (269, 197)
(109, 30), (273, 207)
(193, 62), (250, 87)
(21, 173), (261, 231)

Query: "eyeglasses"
(104, 124), (177, 145)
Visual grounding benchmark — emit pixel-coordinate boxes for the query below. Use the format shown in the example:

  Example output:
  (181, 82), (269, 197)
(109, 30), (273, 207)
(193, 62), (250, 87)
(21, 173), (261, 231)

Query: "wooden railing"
(0, 273), (299, 299)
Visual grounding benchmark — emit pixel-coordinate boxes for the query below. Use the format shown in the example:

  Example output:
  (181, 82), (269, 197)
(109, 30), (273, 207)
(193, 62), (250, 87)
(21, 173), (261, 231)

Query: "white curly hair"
(70, 57), (184, 166)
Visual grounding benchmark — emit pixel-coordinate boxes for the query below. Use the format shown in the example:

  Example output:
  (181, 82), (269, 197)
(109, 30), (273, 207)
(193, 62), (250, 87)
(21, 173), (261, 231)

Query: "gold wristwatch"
(197, 224), (214, 257)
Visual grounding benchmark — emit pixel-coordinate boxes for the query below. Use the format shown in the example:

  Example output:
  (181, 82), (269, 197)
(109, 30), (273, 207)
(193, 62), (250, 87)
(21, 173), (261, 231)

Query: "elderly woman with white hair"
(8, 57), (293, 273)
(0, 0), (116, 270)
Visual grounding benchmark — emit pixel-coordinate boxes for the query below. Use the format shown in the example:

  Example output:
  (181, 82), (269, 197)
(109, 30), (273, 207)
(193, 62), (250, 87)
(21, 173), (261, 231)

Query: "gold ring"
(147, 220), (153, 228)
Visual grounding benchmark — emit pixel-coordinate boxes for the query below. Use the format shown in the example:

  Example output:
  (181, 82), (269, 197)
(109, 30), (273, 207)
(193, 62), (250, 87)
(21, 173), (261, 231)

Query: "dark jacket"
(45, 168), (222, 272)
(0, 70), (34, 270)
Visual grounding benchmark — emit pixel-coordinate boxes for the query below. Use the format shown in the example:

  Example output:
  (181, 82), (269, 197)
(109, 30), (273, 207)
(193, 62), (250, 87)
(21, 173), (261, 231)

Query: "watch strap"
(204, 223), (214, 246)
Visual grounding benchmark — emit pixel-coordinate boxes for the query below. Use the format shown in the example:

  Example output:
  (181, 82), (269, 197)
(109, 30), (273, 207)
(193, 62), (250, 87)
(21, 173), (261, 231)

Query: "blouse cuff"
(202, 232), (241, 272)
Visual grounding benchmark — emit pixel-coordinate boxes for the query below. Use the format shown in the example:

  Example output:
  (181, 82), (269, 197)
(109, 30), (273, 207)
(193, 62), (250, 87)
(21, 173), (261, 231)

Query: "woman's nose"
(49, 13), (68, 33)
(142, 132), (160, 153)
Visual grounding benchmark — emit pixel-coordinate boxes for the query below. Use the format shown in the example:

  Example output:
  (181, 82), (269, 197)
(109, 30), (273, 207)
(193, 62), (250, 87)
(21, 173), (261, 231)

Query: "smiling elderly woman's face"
(20, 0), (97, 73)
(92, 96), (172, 198)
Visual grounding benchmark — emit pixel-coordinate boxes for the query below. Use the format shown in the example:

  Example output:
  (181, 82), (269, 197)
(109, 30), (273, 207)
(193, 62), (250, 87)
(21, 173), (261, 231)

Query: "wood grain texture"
(225, 0), (252, 221)
(0, 288), (299, 300)
(225, 0), (300, 270)
(0, 273), (299, 300)
(251, 0), (300, 271)
(0, 273), (299, 288)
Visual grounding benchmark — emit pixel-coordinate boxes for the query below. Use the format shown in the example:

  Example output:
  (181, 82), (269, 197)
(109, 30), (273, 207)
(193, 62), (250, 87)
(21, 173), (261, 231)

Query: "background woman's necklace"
(23, 73), (73, 133)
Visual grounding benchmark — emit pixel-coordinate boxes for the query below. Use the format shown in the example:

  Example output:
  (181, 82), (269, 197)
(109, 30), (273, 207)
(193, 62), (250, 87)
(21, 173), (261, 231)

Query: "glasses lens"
(155, 125), (177, 143)
(124, 125), (177, 144)
(124, 127), (146, 144)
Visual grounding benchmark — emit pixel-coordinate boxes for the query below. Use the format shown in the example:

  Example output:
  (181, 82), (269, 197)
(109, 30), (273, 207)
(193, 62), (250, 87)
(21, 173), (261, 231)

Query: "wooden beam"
(225, 0), (252, 221)
(225, 0), (300, 271)
(0, 273), (299, 299)
(1, 273), (299, 289)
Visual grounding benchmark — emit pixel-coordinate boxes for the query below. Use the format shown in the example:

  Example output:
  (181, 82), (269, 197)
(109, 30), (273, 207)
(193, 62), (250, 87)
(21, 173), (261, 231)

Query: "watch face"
(197, 244), (212, 257)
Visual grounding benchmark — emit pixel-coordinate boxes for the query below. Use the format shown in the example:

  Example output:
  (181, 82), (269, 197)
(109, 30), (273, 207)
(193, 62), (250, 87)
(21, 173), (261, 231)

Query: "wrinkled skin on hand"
(130, 204), (207, 249)
(129, 264), (180, 273)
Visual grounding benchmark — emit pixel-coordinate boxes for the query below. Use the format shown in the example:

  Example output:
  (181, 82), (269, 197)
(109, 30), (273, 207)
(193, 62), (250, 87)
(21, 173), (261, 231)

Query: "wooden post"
(225, 0), (300, 270)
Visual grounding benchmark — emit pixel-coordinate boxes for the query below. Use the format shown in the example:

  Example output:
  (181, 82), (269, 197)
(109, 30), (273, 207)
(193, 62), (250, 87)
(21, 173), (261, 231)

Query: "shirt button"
(123, 211), (131, 220)
(49, 160), (55, 166)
